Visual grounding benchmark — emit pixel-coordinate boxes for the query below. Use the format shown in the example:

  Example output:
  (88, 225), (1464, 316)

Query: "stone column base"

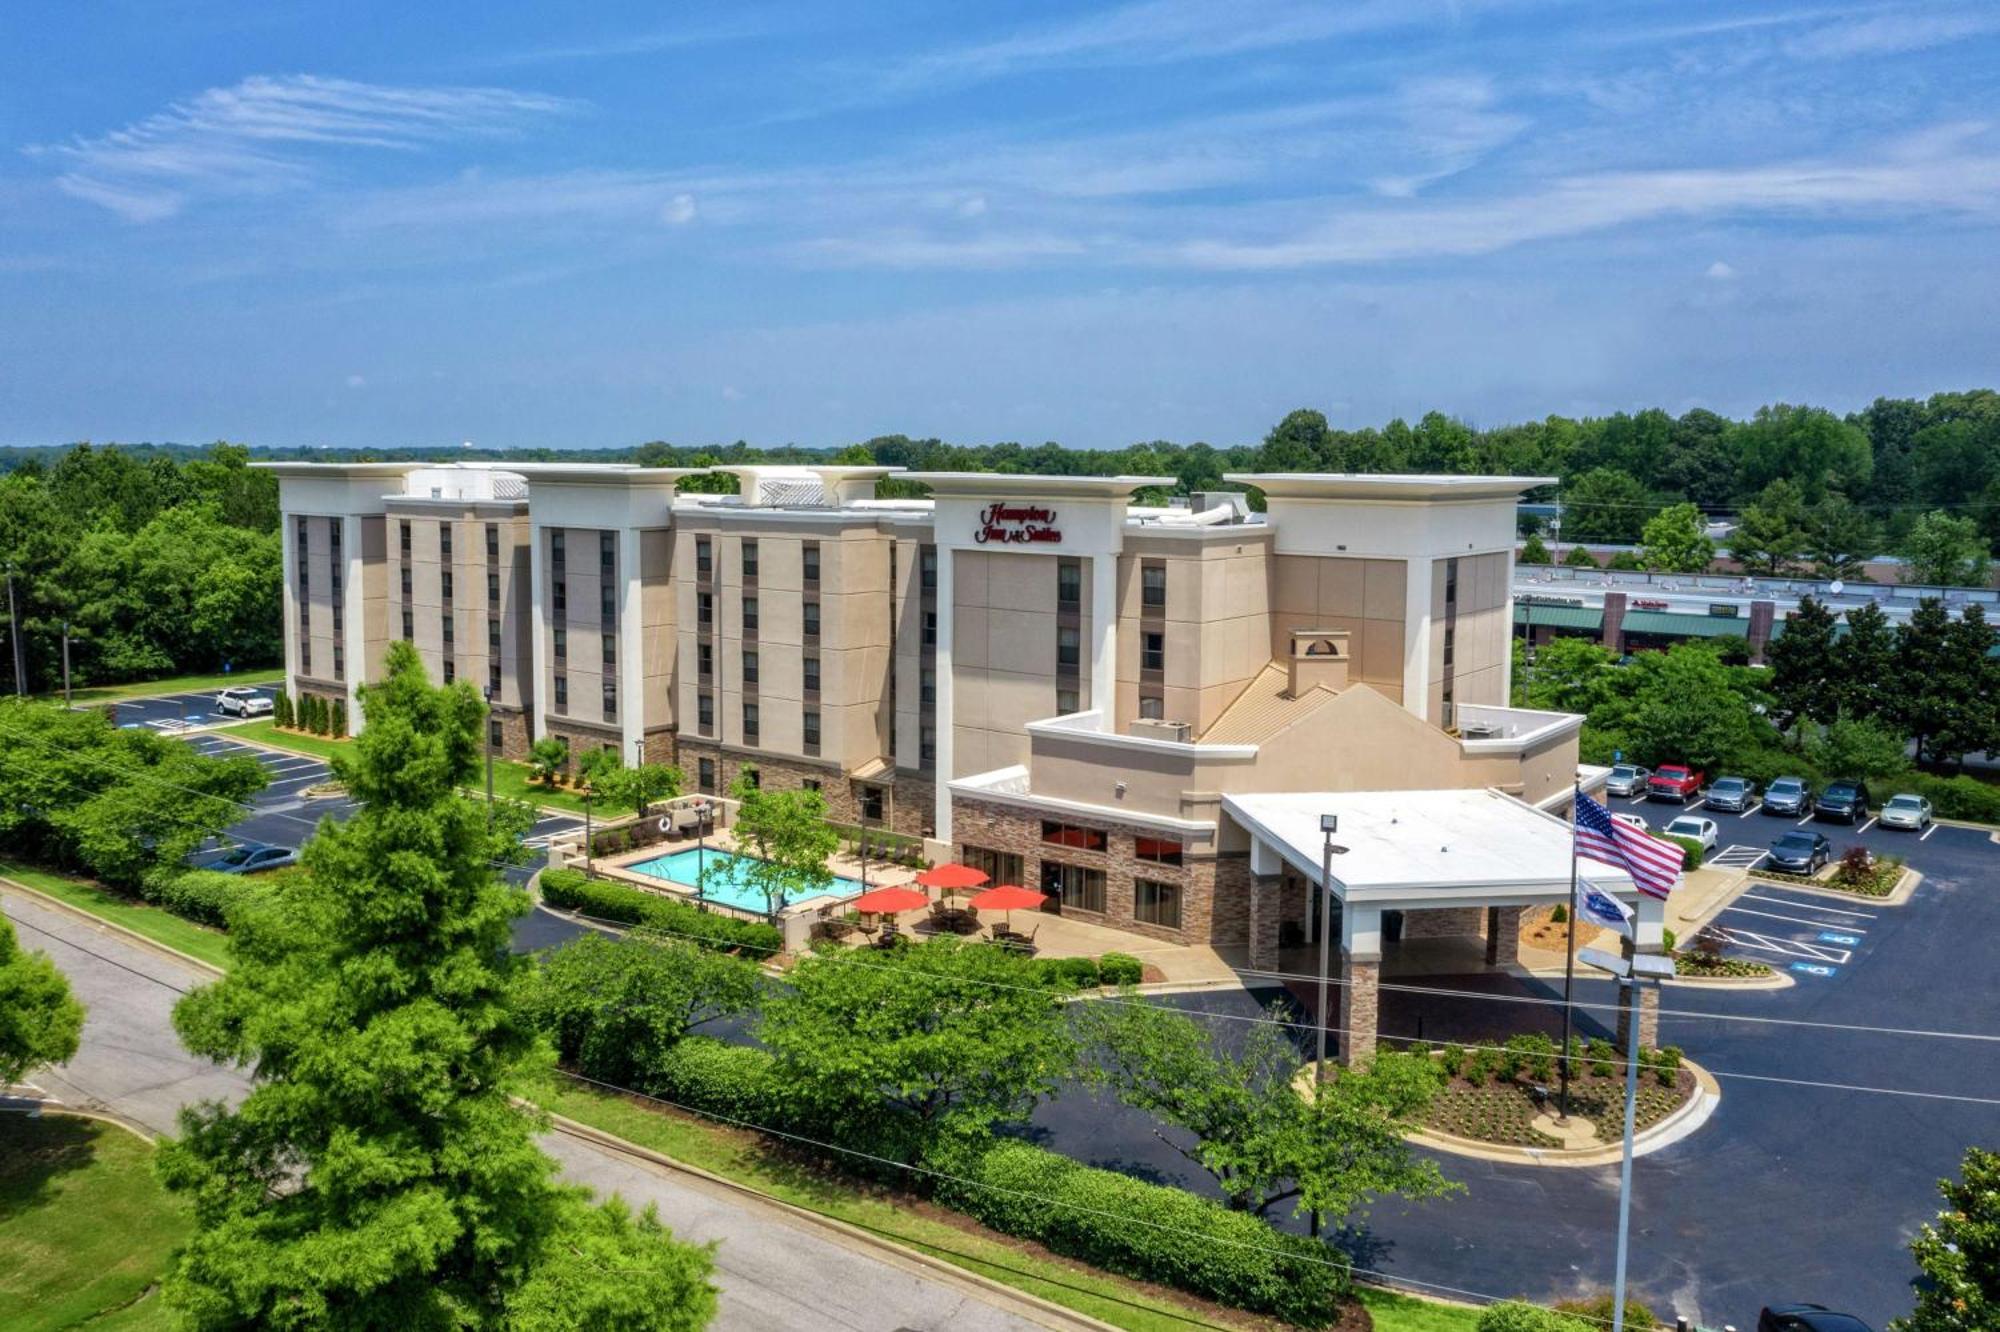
(1485, 904), (1526, 966)
(1248, 873), (1283, 972)
(1341, 952), (1380, 1068)
(1615, 978), (1662, 1053)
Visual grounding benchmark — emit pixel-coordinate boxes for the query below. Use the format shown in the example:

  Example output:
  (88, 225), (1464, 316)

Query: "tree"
(575, 745), (621, 792)
(1074, 999), (1452, 1229)
(1562, 544), (1599, 568)
(525, 934), (759, 1088)
(1637, 502), (1713, 573)
(1561, 468), (1652, 544)
(1260, 409), (1331, 472)
(1728, 404), (1873, 502)
(759, 938), (1075, 1158)
(0, 913), (85, 1085)
(1519, 532), (1552, 565)
(529, 736), (570, 787)
(1730, 479), (1807, 575)
(1614, 644), (1768, 773)
(716, 771), (840, 919)
(1518, 636), (1619, 716)
(1804, 497), (1878, 580)
(597, 762), (684, 819)
(1763, 595), (1838, 731)
(156, 641), (714, 1328)
(1902, 510), (1992, 588)
(1889, 600), (1998, 767)
(273, 691), (293, 729)
(1804, 714), (1910, 782)
(1892, 1146), (1998, 1332)
(1829, 602), (1896, 723)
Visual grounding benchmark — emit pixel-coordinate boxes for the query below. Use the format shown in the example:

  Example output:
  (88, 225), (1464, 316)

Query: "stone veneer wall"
(951, 795), (1248, 947)
(492, 707), (531, 762)
(675, 739), (932, 839)
(1400, 906), (1487, 940)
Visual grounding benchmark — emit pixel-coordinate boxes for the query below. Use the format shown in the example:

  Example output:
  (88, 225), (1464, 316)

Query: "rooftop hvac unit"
(1128, 717), (1193, 743)
(1459, 722), (1501, 739)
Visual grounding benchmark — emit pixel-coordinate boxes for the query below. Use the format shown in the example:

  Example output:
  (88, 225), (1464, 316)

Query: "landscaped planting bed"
(1411, 1037), (1692, 1148)
(1752, 849), (1905, 898)
(1673, 952), (1772, 978)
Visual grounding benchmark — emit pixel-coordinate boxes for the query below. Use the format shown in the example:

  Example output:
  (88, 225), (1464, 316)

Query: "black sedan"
(1767, 830), (1832, 873)
(1814, 779), (1872, 824)
(1759, 1304), (1873, 1332)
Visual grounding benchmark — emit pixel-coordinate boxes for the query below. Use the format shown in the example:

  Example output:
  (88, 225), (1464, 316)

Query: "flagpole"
(1559, 777), (1581, 1120)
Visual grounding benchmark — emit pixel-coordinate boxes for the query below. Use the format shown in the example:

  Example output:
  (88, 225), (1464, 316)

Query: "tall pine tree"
(158, 641), (714, 1330)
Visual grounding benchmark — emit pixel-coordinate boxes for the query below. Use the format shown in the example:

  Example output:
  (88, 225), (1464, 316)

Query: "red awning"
(916, 863), (990, 891)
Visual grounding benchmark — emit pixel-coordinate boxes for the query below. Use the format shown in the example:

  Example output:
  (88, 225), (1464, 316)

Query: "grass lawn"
(0, 863), (231, 971)
(1359, 1288), (1482, 1332)
(0, 1114), (189, 1331)
(49, 666), (284, 706)
(234, 720), (593, 815)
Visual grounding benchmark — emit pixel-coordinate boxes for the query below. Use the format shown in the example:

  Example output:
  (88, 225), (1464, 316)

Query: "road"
(2, 885), (1051, 1332)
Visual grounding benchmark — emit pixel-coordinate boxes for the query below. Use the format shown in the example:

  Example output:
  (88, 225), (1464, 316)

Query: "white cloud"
(1784, 10), (2000, 60)
(721, 385), (744, 401)
(1365, 75), (1527, 197)
(661, 192), (698, 225)
(1706, 260), (1737, 280)
(345, 373), (367, 388)
(957, 195), (989, 218)
(30, 74), (573, 222)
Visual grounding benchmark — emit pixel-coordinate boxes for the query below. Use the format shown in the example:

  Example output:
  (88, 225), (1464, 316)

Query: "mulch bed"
(1424, 1066), (1696, 1148)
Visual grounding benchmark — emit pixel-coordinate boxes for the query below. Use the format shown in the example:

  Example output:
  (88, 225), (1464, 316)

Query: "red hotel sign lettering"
(974, 503), (1062, 545)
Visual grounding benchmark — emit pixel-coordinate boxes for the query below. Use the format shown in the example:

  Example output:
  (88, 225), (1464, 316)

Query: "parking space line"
(1722, 905), (1869, 933)
(1738, 892), (1875, 919)
(1857, 816), (1878, 834)
(1796, 813), (1815, 827)
(1736, 802), (1763, 818)
(1921, 822), (1939, 841)
(1715, 927), (1851, 964)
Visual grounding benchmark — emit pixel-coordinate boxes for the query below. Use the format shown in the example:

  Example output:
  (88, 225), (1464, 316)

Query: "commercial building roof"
(1620, 609), (1748, 638)
(1513, 604), (1605, 631)
(1224, 473), (1556, 501)
(1198, 662), (1341, 745)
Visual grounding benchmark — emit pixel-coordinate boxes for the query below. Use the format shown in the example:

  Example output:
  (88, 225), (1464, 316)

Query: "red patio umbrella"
(969, 883), (1048, 929)
(848, 885), (929, 916)
(916, 863), (989, 892)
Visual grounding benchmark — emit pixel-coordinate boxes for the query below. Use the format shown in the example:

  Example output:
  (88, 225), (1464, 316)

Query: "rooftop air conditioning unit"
(1128, 717), (1193, 743)
(1459, 722), (1501, 739)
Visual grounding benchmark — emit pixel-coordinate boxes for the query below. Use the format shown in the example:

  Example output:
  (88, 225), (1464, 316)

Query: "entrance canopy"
(1221, 788), (1638, 911)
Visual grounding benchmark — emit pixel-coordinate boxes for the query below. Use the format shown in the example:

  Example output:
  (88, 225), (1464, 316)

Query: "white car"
(215, 687), (272, 718)
(1878, 793), (1933, 831)
(1663, 815), (1719, 853)
(1612, 811), (1649, 833)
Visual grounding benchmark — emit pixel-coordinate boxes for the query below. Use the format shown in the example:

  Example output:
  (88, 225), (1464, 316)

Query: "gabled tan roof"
(1199, 662), (1341, 745)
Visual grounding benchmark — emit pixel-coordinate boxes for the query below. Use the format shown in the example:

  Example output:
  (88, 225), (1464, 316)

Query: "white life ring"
(658, 816), (673, 834)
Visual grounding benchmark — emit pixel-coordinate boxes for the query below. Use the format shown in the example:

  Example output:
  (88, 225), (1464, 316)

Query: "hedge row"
(1477, 1302), (1594, 1332)
(538, 867), (784, 956)
(141, 868), (269, 930)
(638, 1036), (1348, 1327)
(1906, 772), (2000, 824)
(1031, 951), (1143, 989)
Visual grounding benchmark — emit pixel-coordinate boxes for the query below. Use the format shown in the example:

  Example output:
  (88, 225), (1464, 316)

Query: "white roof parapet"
(950, 765), (1218, 835)
(903, 472), (1175, 498)
(1224, 473), (1556, 501)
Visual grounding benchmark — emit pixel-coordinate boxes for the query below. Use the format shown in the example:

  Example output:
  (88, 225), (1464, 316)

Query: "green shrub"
(1440, 1043), (1467, 1080)
(1505, 1033), (1557, 1083)
(1548, 903), (1567, 924)
(931, 1139), (1349, 1327)
(538, 867), (783, 956)
(331, 698), (347, 738)
(1908, 772), (2000, 824)
(1642, 1044), (1684, 1088)
(1097, 952), (1143, 986)
(1586, 1038), (1616, 1078)
(145, 869), (267, 930)
(1034, 955), (1101, 990)
(273, 692), (293, 728)
(1667, 834), (1704, 869)
(1554, 1292), (1657, 1328)
(1661, 927), (1676, 952)
(1477, 1300), (1594, 1332)
(649, 1036), (788, 1122)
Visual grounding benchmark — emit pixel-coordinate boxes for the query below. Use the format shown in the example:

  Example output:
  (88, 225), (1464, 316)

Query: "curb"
(0, 876), (224, 978)
(222, 729), (585, 822)
(3, 1100), (164, 1145)
(1406, 1057), (1721, 1169)
(546, 1112), (1120, 1332)
(1746, 866), (1923, 908)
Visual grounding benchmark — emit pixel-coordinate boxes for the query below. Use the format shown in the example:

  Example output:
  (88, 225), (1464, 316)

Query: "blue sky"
(3, 1), (1999, 451)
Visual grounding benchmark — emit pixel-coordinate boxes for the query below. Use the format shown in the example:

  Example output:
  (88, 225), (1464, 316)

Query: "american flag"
(1574, 790), (1682, 901)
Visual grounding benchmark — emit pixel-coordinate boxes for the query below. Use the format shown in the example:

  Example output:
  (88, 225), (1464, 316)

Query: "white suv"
(215, 687), (272, 717)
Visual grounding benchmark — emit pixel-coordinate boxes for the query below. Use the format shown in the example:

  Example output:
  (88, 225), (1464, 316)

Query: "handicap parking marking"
(1789, 962), (1839, 978)
(1737, 891), (1875, 919)
(1816, 930), (1863, 946)
(1713, 926), (1852, 965)
(1722, 904), (1869, 933)
(1707, 844), (1769, 870)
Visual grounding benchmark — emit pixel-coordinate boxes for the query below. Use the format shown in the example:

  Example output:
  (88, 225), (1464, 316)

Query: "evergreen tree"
(157, 641), (715, 1329)
(1764, 596), (1838, 731)
(1829, 602), (1896, 723)
(1889, 600), (1996, 767)
(273, 691), (292, 729)
(1519, 532), (1552, 565)
(331, 697), (347, 738)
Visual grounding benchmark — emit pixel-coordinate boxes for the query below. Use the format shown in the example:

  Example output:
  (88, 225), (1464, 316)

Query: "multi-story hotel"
(268, 461), (1662, 1061)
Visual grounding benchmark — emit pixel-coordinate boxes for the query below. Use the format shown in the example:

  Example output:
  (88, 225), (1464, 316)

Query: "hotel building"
(268, 461), (1662, 1061)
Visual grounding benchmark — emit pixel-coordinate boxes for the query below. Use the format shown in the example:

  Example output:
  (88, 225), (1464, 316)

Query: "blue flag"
(1574, 880), (1635, 938)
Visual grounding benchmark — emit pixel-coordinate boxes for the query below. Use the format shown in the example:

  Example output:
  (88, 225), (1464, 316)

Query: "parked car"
(1706, 775), (1756, 812)
(196, 843), (297, 874)
(1767, 830), (1833, 873)
(1758, 1304), (1873, 1332)
(1612, 811), (1650, 833)
(215, 686), (272, 717)
(1663, 815), (1719, 852)
(1646, 763), (1705, 803)
(1878, 793), (1933, 831)
(1763, 775), (1814, 816)
(1605, 764), (1651, 798)
(1814, 779), (1872, 824)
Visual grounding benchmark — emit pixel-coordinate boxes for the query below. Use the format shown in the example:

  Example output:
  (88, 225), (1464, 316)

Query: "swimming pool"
(623, 847), (864, 913)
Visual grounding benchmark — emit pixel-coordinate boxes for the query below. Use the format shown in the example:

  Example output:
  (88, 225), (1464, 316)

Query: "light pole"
(481, 685), (497, 827)
(1578, 945), (1675, 1332)
(583, 782), (594, 872)
(1314, 813), (1348, 1080)
(4, 561), (22, 697)
(61, 620), (72, 708)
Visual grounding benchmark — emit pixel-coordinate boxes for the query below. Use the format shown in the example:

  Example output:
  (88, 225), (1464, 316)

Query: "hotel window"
(922, 611), (937, 647)
(487, 571), (500, 605)
(698, 642), (713, 678)
(442, 616), (454, 645)
(401, 565), (413, 597)
(488, 617), (500, 651)
(1141, 631), (1165, 672)
(1057, 688), (1080, 714)
(552, 530), (566, 570)
(920, 546), (937, 592)
(802, 778), (821, 794)
(697, 591), (713, 626)
(1139, 696), (1164, 720)
(1442, 625), (1455, 669)
(697, 693), (714, 729)
(441, 570), (453, 602)
(961, 845), (1023, 888)
(300, 638), (312, 674)
(1057, 559), (1081, 608)
(330, 522), (341, 553)
(803, 601), (820, 637)
(1057, 625), (1080, 669)
(1135, 879), (1182, 930)
(695, 536), (712, 577)
(553, 578), (566, 615)
(920, 724), (936, 765)
(1444, 556), (1459, 610)
(599, 530), (614, 570)
(553, 627), (566, 660)
(600, 582), (615, 625)
(742, 596), (759, 632)
(439, 523), (450, 558)
(332, 645), (345, 680)
(602, 680), (617, 720)
(743, 701), (759, 742)
(489, 719), (503, 746)
(803, 655), (820, 692)
(402, 609), (414, 640)
(488, 661), (501, 695)
(743, 649), (759, 685)
(802, 709), (820, 747)
(920, 666), (935, 706)
(1041, 861), (1106, 914)
(741, 539), (758, 579)
(802, 541), (820, 583)
(399, 521), (411, 556)
(859, 785), (884, 823)
(602, 632), (616, 667)
(1136, 836), (1184, 866)
(698, 757), (716, 793)
(1041, 820), (1107, 852)
(1142, 561), (1167, 608)
(441, 658), (453, 685)
(486, 523), (499, 562)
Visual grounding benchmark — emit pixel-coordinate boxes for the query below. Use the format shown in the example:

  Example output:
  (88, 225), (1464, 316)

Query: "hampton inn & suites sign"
(974, 503), (1063, 545)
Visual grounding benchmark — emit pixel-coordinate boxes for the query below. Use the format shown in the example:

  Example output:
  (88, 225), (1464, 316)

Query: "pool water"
(624, 847), (864, 913)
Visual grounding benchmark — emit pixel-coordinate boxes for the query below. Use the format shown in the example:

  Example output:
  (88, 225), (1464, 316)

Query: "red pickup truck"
(1646, 764), (1705, 803)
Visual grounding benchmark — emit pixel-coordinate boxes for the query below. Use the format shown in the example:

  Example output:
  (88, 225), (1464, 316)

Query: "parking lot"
(110, 684), (277, 733)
